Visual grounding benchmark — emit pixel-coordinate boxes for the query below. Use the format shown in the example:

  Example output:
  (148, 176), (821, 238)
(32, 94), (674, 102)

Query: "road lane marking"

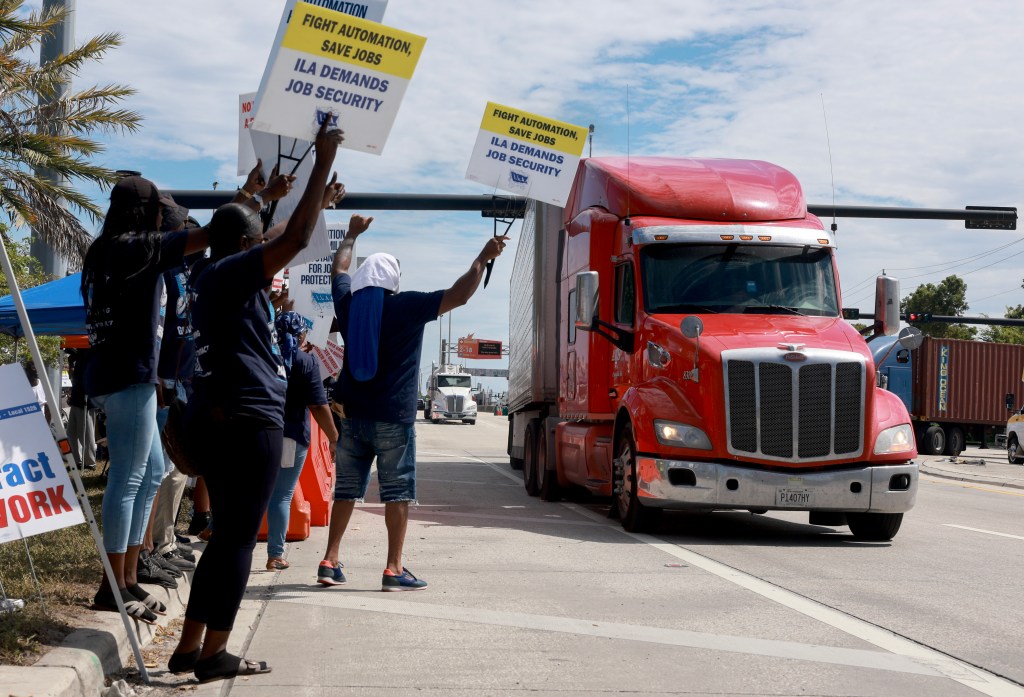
(563, 502), (1024, 696)
(273, 591), (939, 678)
(944, 524), (1024, 541)
(921, 474), (1024, 497)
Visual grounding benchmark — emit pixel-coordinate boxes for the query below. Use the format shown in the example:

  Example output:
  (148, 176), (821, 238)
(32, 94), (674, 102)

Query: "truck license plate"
(777, 488), (813, 507)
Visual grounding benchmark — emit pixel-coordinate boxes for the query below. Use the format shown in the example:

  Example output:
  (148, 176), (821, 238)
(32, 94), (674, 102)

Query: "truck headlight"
(654, 420), (712, 450)
(874, 424), (915, 455)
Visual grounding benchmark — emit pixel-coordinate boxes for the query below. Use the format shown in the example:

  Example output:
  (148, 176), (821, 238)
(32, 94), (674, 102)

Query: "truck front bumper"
(636, 458), (918, 513)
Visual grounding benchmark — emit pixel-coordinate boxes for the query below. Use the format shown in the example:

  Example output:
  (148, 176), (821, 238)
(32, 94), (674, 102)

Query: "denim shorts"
(334, 419), (416, 503)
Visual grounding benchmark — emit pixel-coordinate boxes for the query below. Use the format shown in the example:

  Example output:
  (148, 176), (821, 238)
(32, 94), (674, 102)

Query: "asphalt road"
(148, 415), (1024, 697)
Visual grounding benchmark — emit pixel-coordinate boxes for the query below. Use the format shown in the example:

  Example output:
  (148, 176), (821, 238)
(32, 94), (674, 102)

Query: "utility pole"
(32, 0), (75, 279)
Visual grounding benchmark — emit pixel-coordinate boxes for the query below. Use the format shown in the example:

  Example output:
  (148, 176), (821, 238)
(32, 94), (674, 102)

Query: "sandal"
(127, 584), (166, 615)
(194, 650), (272, 684)
(168, 648), (200, 674)
(91, 587), (158, 625)
(266, 557), (290, 571)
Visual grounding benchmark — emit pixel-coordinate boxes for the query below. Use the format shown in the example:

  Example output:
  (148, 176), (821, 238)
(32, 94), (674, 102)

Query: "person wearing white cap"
(316, 215), (507, 591)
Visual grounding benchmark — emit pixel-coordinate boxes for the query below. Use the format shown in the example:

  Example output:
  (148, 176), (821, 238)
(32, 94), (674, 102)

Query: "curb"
(2, 568), (193, 697)
(919, 464), (1024, 491)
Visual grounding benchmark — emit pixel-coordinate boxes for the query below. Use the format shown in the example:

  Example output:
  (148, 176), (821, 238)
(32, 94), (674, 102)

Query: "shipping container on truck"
(508, 156), (921, 541)
(873, 335), (1024, 456)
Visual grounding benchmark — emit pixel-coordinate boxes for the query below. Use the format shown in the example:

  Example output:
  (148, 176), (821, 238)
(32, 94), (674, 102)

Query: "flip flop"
(91, 588), (158, 625)
(127, 584), (166, 615)
(194, 650), (272, 684)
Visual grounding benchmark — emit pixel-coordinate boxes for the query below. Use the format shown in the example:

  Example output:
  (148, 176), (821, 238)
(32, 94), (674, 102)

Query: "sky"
(22, 0), (1024, 392)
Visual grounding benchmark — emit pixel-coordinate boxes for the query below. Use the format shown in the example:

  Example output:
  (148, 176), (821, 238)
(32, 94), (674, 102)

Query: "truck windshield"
(641, 243), (839, 316)
(437, 375), (471, 388)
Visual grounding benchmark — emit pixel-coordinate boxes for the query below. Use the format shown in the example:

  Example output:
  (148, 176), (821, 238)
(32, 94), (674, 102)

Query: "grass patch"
(0, 467), (199, 666)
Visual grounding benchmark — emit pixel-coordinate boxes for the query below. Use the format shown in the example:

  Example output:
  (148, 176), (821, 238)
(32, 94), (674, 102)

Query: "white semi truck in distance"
(425, 365), (477, 425)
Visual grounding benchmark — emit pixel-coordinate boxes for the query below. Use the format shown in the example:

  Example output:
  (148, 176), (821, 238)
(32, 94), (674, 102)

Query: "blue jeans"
(334, 419), (416, 503)
(92, 383), (165, 553)
(266, 437), (309, 558)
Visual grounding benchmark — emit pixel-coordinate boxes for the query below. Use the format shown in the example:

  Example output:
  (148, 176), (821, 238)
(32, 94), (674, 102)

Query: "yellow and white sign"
(465, 102), (588, 207)
(0, 364), (84, 544)
(252, 2), (425, 153)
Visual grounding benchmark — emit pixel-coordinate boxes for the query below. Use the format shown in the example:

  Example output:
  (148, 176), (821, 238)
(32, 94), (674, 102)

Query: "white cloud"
(43, 0), (1024, 386)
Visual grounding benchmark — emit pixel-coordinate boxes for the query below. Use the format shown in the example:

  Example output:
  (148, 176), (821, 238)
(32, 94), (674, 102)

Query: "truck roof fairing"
(568, 157), (807, 224)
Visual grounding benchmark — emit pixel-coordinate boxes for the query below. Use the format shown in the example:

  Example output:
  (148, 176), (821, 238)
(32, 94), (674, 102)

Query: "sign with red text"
(252, 1), (425, 153)
(0, 364), (84, 544)
(466, 102), (588, 207)
(238, 92), (259, 176)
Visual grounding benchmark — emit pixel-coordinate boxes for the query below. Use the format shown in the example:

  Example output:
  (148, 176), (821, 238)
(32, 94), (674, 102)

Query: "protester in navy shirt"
(168, 115), (344, 684)
(265, 312), (338, 571)
(316, 215), (507, 591)
(80, 176), (212, 625)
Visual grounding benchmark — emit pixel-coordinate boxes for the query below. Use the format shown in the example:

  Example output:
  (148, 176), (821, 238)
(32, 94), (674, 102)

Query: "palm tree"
(0, 0), (141, 264)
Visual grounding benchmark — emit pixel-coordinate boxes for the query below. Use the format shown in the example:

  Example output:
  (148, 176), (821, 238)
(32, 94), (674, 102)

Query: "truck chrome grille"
(725, 350), (864, 462)
(446, 395), (464, 413)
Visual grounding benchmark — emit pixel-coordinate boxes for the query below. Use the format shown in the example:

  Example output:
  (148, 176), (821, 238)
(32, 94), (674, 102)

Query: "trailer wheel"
(614, 424), (662, 533)
(944, 426), (965, 457)
(523, 420), (540, 496)
(1008, 436), (1024, 465)
(847, 512), (903, 541)
(921, 425), (945, 456)
(537, 423), (561, 502)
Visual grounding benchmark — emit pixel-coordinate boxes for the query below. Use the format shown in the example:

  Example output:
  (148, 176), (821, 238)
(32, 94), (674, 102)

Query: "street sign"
(458, 337), (503, 359)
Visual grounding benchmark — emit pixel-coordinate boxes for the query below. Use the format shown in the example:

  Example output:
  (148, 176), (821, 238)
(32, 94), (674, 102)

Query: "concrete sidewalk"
(2, 561), (196, 697)
(918, 444), (1024, 490)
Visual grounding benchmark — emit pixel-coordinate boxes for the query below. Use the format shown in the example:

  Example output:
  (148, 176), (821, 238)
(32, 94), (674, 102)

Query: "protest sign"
(465, 102), (589, 207)
(238, 92), (259, 176)
(288, 222), (347, 343)
(310, 342), (342, 379)
(254, 0), (389, 116)
(251, 2), (426, 153)
(0, 364), (84, 545)
(248, 128), (331, 268)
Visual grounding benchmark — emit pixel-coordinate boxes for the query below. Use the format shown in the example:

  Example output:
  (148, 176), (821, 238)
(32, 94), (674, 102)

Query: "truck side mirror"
(896, 326), (924, 351)
(575, 272), (599, 329)
(1007, 393), (1015, 412)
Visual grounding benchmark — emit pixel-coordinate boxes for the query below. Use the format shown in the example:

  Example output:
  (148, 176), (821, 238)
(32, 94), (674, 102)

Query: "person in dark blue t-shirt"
(316, 214), (507, 591)
(265, 312), (338, 571)
(168, 115), (345, 684)
(81, 176), (211, 625)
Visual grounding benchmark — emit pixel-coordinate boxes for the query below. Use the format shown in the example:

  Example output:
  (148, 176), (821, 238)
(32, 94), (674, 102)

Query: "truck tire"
(920, 425), (945, 456)
(614, 424), (662, 533)
(944, 426), (965, 457)
(1008, 436), (1024, 465)
(523, 420), (540, 496)
(847, 512), (903, 541)
(537, 423), (561, 502)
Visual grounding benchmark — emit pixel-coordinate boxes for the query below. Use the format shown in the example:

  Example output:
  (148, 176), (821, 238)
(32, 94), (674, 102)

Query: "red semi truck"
(507, 157), (920, 541)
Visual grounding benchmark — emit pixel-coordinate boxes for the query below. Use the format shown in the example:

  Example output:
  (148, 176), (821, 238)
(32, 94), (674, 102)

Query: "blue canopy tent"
(0, 272), (87, 337)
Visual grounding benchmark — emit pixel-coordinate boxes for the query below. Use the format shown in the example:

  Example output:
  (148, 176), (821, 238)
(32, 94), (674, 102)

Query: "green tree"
(900, 275), (976, 339)
(979, 304), (1024, 344)
(0, 1), (141, 263)
(0, 231), (61, 367)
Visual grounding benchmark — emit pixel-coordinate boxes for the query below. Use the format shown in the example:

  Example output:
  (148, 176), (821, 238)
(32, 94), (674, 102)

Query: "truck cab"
(509, 157), (919, 541)
(425, 365), (477, 425)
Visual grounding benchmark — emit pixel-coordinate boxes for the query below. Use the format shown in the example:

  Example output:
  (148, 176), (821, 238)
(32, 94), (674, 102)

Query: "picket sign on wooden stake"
(0, 234), (151, 684)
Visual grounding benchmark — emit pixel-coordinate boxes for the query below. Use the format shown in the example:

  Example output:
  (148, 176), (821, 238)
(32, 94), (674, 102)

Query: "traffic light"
(906, 311), (933, 322)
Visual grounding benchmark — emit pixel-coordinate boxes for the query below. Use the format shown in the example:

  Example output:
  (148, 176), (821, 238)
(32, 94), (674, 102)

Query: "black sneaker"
(149, 550), (184, 577)
(162, 549), (196, 571)
(176, 540), (194, 556)
(137, 551), (179, 588)
(173, 545), (196, 563)
(187, 511), (211, 536)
